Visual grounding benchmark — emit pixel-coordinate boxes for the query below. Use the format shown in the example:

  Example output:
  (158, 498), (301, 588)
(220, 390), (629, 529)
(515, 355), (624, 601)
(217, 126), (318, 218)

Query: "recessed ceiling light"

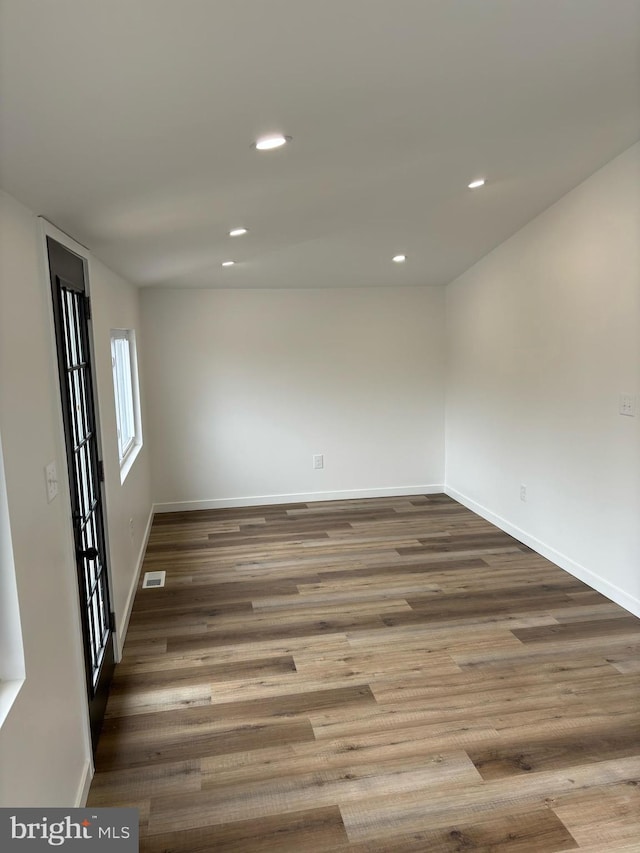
(392, 254), (406, 263)
(252, 134), (291, 151)
(229, 228), (248, 237)
(468, 178), (486, 189)
(221, 260), (235, 267)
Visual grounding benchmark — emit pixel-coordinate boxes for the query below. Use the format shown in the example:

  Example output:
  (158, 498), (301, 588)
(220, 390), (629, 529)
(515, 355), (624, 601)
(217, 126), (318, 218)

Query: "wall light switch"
(619, 393), (636, 417)
(313, 454), (324, 470)
(45, 461), (58, 502)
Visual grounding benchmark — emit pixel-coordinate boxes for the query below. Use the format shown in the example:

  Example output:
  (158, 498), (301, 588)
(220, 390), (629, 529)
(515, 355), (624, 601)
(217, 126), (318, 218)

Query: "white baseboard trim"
(153, 484), (445, 514)
(75, 759), (94, 807)
(446, 486), (640, 619)
(117, 504), (155, 657)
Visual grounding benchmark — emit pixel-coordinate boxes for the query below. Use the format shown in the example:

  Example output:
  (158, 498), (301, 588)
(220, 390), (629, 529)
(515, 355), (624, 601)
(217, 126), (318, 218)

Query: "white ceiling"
(1, 0), (639, 289)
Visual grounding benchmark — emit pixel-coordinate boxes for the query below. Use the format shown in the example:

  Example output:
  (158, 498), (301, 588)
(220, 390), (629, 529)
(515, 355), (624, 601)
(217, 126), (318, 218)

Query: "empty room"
(0, 1), (639, 851)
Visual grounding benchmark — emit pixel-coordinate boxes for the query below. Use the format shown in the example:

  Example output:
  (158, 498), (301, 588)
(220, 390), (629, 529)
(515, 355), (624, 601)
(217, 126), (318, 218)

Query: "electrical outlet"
(313, 454), (324, 470)
(45, 461), (58, 502)
(619, 393), (636, 417)
(520, 484), (527, 502)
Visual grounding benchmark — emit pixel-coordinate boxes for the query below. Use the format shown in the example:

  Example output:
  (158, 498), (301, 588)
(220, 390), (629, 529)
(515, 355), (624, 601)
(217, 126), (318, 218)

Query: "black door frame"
(42, 221), (116, 756)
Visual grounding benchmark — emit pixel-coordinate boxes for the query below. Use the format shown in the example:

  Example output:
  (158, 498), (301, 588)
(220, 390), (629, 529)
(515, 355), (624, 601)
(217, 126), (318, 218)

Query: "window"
(110, 330), (142, 480)
(0, 429), (25, 727)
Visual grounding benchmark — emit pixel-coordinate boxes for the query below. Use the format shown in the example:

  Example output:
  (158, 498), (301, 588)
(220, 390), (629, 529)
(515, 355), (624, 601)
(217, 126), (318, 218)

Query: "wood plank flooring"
(88, 494), (640, 851)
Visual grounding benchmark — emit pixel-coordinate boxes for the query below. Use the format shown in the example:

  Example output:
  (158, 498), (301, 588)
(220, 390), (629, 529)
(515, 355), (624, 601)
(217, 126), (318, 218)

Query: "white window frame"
(110, 329), (143, 482)
(0, 429), (25, 728)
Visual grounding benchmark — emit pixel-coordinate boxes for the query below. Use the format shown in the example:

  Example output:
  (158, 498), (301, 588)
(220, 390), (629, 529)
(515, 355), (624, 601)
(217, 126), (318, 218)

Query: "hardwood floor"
(88, 494), (640, 851)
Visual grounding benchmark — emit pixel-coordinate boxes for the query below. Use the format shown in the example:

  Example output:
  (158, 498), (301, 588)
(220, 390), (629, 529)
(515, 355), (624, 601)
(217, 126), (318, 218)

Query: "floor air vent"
(142, 571), (166, 589)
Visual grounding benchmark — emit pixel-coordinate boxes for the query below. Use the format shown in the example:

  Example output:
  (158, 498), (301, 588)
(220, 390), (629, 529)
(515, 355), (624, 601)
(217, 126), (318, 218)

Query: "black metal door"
(47, 237), (115, 754)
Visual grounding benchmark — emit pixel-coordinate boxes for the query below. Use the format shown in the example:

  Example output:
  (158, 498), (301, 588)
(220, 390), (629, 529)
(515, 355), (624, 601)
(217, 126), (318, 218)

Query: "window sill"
(0, 678), (24, 729)
(119, 441), (142, 485)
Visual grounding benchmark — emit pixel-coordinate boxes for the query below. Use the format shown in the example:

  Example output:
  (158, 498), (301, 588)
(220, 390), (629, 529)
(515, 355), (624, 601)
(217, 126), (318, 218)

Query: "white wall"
(0, 192), (91, 805)
(141, 287), (445, 509)
(446, 143), (640, 617)
(89, 257), (153, 651)
(0, 190), (152, 806)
